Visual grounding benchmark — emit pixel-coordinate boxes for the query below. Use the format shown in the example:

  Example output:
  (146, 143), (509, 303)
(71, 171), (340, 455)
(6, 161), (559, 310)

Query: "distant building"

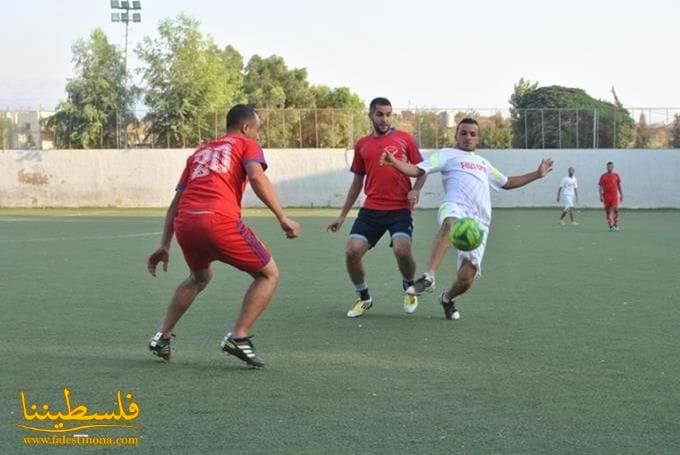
(0, 110), (55, 150)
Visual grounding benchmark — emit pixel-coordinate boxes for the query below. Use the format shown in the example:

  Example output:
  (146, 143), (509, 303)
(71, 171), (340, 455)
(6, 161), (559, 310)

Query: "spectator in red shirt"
(327, 97), (427, 317)
(146, 105), (300, 367)
(598, 161), (623, 231)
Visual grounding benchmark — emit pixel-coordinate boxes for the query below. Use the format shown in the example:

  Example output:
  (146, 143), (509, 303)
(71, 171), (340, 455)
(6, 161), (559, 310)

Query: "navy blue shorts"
(349, 208), (413, 248)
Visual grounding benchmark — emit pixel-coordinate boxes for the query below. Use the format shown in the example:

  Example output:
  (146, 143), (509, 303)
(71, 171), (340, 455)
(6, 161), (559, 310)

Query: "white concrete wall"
(1, 148), (679, 208)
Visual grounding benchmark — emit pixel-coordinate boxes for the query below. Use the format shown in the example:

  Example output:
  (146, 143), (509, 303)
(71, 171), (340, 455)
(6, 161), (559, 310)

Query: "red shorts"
(603, 195), (619, 208)
(174, 214), (271, 273)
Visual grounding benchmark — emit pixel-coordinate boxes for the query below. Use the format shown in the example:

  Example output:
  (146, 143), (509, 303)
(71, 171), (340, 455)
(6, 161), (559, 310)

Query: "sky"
(1, 0), (679, 111)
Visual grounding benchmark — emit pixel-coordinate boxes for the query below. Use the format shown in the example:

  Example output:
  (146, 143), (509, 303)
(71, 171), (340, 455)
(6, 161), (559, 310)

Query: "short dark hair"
(607, 161), (614, 165)
(456, 117), (480, 134)
(369, 97), (391, 113)
(226, 104), (257, 130)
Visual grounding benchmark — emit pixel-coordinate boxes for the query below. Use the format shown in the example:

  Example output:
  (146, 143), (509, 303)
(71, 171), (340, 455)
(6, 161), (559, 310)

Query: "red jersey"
(176, 134), (267, 219)
(599, 172), (621, 196)
(351, 129), (422, 211)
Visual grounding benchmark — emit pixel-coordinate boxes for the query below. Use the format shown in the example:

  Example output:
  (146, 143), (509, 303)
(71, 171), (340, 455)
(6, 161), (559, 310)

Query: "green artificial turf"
(1, 209), (678, 454)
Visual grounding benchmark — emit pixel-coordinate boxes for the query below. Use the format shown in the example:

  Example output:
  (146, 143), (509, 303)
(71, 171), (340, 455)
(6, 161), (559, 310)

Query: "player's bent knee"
(190, 270), (212, 291)
(253, 258), (279, 280)
(345, 244), (366, 261)
(457, 262), (477, 289)
(459, 277), (474, 290)
(392, 242), (412, 258)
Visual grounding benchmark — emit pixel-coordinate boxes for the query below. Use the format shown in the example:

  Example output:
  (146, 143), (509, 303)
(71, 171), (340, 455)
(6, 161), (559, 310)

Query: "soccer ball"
(449, 217), (484, 251)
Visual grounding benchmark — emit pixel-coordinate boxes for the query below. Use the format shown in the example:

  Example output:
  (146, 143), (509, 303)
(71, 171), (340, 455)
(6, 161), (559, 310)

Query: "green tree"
(669, 114), (680, 148)
(509, 79), (634, 149)
(634, 113), (652, 148)
(307, 86), (365, 147)
(311, 86), (363, 109)
(136, 14), (245, 147)
(244, 55), (314, 109)
(479, 113), (512, 149)
(45, 28), (134, 148)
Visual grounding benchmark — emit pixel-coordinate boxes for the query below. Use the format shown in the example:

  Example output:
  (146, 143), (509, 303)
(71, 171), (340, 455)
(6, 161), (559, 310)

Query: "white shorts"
(562, 195), (575, 209)
(437, 202), (489, 278)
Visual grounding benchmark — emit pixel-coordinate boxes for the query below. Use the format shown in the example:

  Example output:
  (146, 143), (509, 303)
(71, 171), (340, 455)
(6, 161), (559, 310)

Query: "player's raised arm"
(380, 150), (425, 177)
(327, 173), (364, 232)
(246, 161), (300, 239)
(147, 189), (182, 276)
(503, 159), (554, 190)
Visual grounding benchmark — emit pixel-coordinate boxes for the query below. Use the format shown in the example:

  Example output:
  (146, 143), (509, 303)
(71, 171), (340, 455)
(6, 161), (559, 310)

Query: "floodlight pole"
(124, 18), (130, 78)
(110, 1), (141, 148)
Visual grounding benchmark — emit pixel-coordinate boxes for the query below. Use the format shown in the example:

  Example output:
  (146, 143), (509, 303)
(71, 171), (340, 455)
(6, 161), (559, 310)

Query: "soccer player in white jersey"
(380, 118), (553, 320)
(557, 167), (579, 225)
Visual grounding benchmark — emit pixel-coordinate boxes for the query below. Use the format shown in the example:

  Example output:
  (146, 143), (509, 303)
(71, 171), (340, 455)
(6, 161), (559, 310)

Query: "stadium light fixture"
(109, 0), (142, 74)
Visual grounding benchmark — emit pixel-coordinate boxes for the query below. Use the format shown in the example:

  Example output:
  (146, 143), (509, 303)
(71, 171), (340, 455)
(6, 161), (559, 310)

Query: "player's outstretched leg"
(345, 238), (373, 317)
(441, 261), (476, 321)
(149, 268), (212, 360)
(222, 259), (279, 367)
(407, 218), (456, 296)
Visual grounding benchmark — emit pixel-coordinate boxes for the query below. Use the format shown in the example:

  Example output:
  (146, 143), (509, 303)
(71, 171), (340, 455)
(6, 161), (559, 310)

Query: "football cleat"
(440, 293), (460, 321)
(221, 333), (264, 368)
(403, 293), (418, 314)
(148, 331), (173, 361)
(406, 274), (435, 296)
(347, 297), (373, 318)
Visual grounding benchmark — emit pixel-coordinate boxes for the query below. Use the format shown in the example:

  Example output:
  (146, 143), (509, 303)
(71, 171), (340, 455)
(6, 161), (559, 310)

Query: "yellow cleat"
(347, 297), (373, 318)
(403, 294), (418, 314)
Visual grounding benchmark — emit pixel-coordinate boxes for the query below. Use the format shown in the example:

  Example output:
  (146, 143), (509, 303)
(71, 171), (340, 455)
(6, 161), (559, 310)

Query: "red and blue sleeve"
(242, 139), (268, 171)
(350, 141), (366, 175)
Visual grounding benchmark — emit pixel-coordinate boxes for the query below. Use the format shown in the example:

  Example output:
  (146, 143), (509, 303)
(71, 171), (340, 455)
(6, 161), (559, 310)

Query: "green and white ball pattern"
(449, 217), (484, 251)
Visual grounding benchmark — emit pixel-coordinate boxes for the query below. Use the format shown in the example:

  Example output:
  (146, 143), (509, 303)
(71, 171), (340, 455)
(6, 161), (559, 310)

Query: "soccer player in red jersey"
(598, 161), (623, 231)
(327, 97), (427, 317)
(146, 105), (300, 367)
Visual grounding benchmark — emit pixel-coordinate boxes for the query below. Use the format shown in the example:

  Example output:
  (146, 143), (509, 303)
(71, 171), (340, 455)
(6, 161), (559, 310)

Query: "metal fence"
(1, 107), (679, 150)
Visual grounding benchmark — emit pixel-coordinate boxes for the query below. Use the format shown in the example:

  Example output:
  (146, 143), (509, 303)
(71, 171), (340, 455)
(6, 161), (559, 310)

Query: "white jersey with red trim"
(417, 148), (508, 225)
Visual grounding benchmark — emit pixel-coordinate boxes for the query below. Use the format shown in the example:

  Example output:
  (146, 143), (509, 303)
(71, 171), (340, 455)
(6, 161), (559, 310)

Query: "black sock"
(402, 279), (414, 291)
(359, 289), (371, 301)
